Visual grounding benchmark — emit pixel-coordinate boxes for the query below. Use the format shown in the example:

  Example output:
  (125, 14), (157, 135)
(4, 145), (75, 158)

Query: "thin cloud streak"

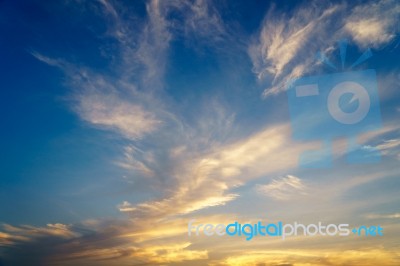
(256, 175), (308, 201)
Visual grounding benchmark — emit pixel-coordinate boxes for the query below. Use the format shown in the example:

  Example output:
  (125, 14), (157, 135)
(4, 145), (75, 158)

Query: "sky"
(0, 0), (400, 265)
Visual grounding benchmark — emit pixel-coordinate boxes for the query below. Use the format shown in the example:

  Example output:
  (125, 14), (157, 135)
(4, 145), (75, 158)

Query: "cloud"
(1, 115), (399, 263)
(344, 0), (400, 48)
(30, 51), (65, 68)
(20, 2), (244, 263)
(182, 0), (228, 44)
(133, 242), (208, 264)
(363, 138), (400, 160)
(366, 213), (400, 219)
(256, 175), (308, 201)
(249, 0), (400, 98)
(115, 146), (156, 177)
(76, 86), (162, 140)
(248, 2), (343, 97)
(0, 223), (85, 265)
(116, 123), (306, 221)
(0, 215), (220, 265)
(210, 248), (400, 266)
(3, 104), (394, 264)
(133, 0), (172, 90)
(117, 201), (136, 212)
(32, 0), (231, 142)
(376, 139), (400, 153)
(31, 53), (165, 141)
(1, 223), (80, 240)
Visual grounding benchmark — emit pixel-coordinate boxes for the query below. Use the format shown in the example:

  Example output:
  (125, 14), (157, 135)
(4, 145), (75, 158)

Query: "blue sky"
(0, 0), (400, 265)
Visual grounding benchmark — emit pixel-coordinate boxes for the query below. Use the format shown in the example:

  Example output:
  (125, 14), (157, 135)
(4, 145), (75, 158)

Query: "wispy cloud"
(376, 139), (400, 153)
(256, 175), (308, 201)
(32, 0), (230, 143)
(363, 138), (400, 160)
(182, 0), (228, 44)
(249, 0), (400, 98)
(76, 85), (162, 140)
(115, 145), (156, 177)
(248, 2), (343, 98)
(116, 123), (307, 221)
(0, 216), (217, 265)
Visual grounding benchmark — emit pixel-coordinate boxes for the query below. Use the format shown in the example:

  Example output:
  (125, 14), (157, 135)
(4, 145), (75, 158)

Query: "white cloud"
(117, 201), (136, 212)
(249, 0), (400, 98)
(30, 51), (65, 67)
(248, 3), (343, 98)
(376, 139), (400, 152)
(115, 145), (155, 176)
(115, 121), (400, 220)
(344, 0), (400, 48)
(76, 89), (161, 140)
(345, 19), (393, 47)
(256, 175), (308, 201)
(363, 139), (400, 160)
(33, 0), (231, 143)
(117, 123), (310, 220)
